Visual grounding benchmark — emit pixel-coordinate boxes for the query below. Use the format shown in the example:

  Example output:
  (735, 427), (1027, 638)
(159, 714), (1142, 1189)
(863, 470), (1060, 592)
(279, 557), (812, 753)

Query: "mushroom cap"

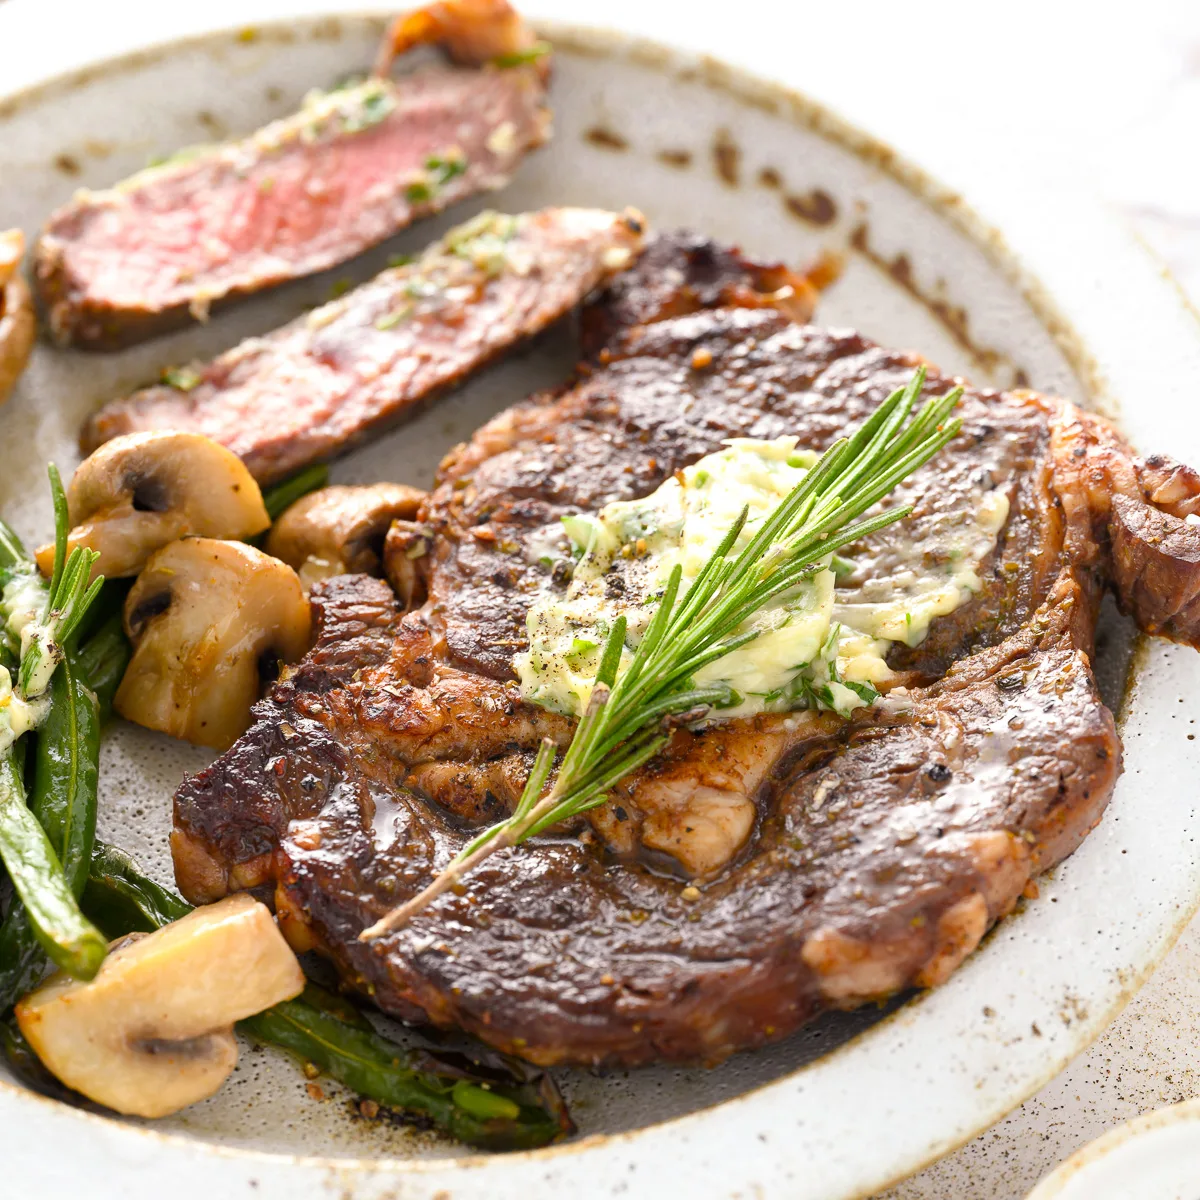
(266, 482), (425, 591)
(15, 893), (303, 1119)
(116, 538), (311, 750)
(35, 431), (270, 579)
(0, 229), (35, 409)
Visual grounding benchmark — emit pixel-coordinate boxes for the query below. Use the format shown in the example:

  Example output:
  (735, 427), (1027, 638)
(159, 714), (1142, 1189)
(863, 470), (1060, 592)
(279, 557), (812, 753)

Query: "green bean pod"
(240, 1001), (571, 1150)
(261, 464), (330, 522)
(81, 841), (190, 936)
(0, 905), (42, 1011)
(72, 613), (131, 725)
(0, 752), (105, 981)
(32, 655), (100, 898)
(0, 648), (105, 1006)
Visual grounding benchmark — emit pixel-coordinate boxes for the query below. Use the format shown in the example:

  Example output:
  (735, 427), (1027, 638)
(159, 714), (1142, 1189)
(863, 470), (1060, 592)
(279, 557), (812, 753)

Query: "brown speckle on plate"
(657, 148), (692, 168)
(712, 127), (740, 186)
(585, 125), (628, 151)
(309, 17), (343, 42)
(851, 221), (1004, 375)
(785, 188), (837, 226)
(196, 110), (225, 137)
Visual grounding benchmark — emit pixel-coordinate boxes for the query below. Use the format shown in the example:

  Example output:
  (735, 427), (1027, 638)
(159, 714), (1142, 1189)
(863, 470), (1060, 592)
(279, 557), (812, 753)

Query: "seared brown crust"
(1136, 453), (1200, 520)
(171, 270), (1200, 1066)
(80, 208), (645, 484)
(579, 230), (818, 357)
(37, 64), (550, 350)
(1110, 495), (1200, 646)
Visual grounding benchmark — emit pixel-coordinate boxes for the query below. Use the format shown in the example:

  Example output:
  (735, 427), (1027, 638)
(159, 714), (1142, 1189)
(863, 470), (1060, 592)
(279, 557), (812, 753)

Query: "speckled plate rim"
(1, 3), (1200, 1198)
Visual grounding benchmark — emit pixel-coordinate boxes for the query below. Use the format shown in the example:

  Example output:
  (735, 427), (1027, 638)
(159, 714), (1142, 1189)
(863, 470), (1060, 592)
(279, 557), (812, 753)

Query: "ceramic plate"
(1, 3), (1199, 1197)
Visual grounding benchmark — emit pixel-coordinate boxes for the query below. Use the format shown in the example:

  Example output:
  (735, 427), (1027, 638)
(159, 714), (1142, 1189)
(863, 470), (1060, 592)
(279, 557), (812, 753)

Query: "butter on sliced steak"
(81, 207), (646, 484)
(38, 59), (551, 349)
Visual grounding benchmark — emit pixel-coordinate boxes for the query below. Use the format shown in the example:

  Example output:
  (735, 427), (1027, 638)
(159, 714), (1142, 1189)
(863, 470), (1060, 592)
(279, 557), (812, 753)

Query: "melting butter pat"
(515, 437), (1009, 723)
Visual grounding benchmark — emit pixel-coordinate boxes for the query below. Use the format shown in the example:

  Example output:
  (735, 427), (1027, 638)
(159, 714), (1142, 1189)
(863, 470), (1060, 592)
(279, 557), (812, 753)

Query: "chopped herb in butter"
(161, 366), (203, 392)
(516, 436), (1009, 724)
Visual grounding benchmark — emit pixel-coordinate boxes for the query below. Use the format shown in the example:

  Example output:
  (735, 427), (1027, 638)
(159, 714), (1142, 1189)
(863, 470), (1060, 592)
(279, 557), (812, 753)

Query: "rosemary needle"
(360, 368), (962, 940)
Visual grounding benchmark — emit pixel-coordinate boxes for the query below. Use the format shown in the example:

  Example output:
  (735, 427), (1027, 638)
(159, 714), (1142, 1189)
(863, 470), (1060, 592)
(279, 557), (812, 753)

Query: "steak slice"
(172, 307), (1200, 1068)
(36, 2), (550, 349)
(81, 208), (646, 484)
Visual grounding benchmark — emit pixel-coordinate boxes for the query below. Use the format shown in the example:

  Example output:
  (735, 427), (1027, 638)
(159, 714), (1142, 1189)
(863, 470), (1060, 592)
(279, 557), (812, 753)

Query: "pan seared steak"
(82, 208), (646, 484)
(36, 3), (550, 349)
(171, 241), (1200, 1068)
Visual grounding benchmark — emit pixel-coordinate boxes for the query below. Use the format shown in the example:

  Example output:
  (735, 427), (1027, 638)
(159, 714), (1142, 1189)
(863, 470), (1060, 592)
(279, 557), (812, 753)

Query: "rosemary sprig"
(360, 368), (962, 940)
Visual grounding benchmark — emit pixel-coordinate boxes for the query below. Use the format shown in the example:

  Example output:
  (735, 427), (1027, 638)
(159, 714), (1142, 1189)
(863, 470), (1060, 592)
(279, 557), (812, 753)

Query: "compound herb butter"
(515, 436), (1009, 722)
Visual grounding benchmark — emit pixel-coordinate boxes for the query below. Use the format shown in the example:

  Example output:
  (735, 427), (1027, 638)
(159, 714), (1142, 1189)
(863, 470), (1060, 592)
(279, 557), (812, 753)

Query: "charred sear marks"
(173, 244), (1200, 1068)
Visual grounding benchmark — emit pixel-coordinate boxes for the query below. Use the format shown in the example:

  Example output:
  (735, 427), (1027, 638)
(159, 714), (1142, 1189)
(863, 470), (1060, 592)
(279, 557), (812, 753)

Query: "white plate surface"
(0, 4), (1199, 1198)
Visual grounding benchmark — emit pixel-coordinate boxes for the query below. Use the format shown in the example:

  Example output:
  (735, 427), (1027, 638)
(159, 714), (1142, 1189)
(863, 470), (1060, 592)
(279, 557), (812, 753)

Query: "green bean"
(241, 1001), (569, 1150)
(32, 656), (100, 899)
(0, 751), (105, 981)
(81, 841), (190, 937)
(79, 845), (574, 1149)
(261, 464), (330, 522)
(72, 613), (131, 725)
(0, 904), (42, 1011)
(295, 979), (374, 1030)
(0, 656), (101, 1007)
(0, 479), (107, 990)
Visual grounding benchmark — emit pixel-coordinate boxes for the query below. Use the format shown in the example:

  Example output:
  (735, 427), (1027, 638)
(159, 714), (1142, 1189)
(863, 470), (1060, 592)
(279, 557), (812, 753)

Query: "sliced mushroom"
(15, 893), (303, 1119)
(383, 519), (435, 609)
(0, 229), (35, 408)
(35, 431), (270, 579)
(116, 539), (310, 750)
(265, 482), (425, 592)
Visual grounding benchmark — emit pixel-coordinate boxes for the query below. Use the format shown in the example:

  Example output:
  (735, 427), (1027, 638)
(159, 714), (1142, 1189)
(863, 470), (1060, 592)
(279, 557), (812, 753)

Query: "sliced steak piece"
(36, 1), (550, 350)
(172, 308), (1200, 1068)
(81, 208), (646, 484)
